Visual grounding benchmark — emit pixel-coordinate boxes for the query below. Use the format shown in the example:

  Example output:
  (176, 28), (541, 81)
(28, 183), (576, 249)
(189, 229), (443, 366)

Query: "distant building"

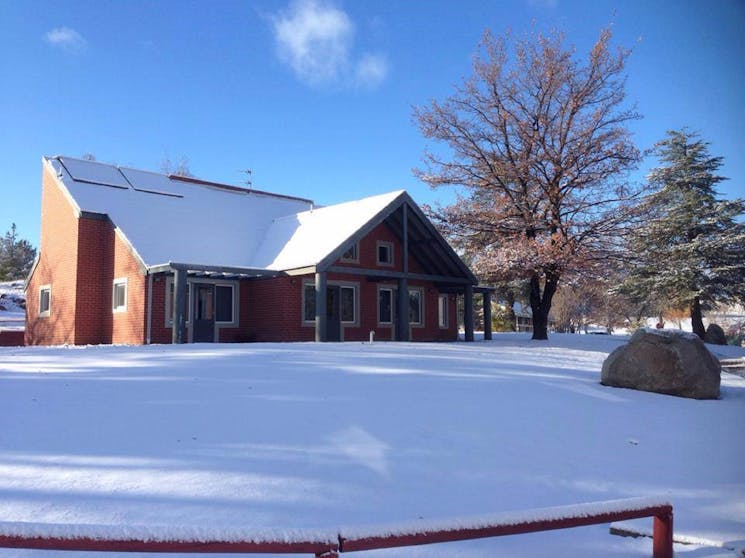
(26, 156), (481, 345)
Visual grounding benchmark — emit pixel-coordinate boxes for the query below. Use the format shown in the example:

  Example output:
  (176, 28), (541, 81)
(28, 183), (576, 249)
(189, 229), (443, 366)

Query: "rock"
(705, 323), (727, 345)
(601, 328), (720, 399)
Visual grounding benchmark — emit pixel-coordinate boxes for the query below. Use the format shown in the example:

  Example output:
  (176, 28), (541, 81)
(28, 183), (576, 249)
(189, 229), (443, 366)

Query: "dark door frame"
(192, 282), (216, 343)
(326, 285), (342, 342)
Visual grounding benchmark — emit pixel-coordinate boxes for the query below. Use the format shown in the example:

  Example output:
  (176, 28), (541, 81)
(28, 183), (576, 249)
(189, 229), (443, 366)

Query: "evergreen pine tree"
(621, 130), (745, 339)
(0, 223), (37, 280)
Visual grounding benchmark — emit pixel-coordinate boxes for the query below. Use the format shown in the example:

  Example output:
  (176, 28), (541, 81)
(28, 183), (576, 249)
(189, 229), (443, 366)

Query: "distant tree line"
(0, 223), (37, 281)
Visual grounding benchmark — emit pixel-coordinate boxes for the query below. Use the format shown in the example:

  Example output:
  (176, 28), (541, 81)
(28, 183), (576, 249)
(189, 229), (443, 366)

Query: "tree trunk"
(690, 297), (705, 340)
(529, 271), (559, 340)
(505, 290), (516, 332)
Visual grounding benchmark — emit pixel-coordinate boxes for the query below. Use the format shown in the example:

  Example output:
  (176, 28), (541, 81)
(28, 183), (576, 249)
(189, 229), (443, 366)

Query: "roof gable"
(250, 190), (405, 271)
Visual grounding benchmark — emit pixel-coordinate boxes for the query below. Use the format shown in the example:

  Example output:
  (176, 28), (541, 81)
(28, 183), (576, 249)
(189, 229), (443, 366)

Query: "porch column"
(464, 284), (474, 342)
(401, 204), (408, 274)
(483, 290), (492, 341)
(172, 268), (188, 344)
(397, 203), (410, 342)
(315, 272), (327, 342)
(397, 278), (410, 341)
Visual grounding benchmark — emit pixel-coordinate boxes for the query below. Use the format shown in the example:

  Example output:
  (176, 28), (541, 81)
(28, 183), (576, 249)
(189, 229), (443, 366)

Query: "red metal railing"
(0, 498), (673, 558)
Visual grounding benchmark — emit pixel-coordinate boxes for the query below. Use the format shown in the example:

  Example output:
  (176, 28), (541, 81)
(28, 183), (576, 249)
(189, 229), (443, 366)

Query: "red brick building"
(26, 156), (481, 345)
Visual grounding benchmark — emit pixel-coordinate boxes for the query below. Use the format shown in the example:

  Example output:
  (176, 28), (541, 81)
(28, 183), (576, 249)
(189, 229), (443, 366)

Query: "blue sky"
(1, 0), (743, 246)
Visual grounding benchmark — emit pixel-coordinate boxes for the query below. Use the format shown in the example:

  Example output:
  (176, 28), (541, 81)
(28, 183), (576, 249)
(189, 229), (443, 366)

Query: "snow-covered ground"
(0, 280), (25, 331)
(1, 335), (743, 557)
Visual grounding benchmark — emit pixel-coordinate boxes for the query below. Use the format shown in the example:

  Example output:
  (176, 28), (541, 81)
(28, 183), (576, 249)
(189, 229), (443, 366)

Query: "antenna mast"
(239, 168), (252, 188)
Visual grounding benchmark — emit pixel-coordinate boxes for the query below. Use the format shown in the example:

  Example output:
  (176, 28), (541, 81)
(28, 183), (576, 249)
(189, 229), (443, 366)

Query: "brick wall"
(149, 274), (171, 344)
(245, 276), (312, 342)
(26, 164), (147, 346)
(0, 331), (25, 347)
(73, 216), (113, 344)
(26, 165), (81, 345)
(110, 231), (146, 344)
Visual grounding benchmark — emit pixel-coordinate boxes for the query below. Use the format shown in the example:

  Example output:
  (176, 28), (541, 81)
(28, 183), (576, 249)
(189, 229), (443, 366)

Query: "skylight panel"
(59, 157), (130, 189)
(119, 167), (184, 198)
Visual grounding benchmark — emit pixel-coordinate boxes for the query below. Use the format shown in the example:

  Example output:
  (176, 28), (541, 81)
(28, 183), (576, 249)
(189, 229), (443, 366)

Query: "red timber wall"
(245, 221), (459, 343)
(26, 165), (146, 346)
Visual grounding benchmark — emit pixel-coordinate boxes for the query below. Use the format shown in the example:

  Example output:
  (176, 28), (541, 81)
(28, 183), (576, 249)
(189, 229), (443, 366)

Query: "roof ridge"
(48, 155), (315, 206)
(294, 189), (405, 217)
(169, 175), (314, 204)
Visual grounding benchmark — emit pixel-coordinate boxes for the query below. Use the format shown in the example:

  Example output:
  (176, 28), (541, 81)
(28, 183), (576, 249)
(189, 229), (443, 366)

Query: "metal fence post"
(652, 510), (673, 558)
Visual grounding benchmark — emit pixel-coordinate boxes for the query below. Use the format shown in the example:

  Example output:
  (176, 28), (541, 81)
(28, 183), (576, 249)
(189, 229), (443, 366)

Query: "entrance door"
(193, 283), (215, 342)
(326, 286), (341, 342)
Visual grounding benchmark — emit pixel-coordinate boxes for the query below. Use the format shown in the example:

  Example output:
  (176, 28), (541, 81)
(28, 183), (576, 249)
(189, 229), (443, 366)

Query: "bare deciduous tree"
(414, 27), (642, 339)
(160, 155), (193, 178)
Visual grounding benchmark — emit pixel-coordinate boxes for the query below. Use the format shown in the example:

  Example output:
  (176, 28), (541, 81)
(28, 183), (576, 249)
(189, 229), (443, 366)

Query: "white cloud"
(271, 0), (387, 89)
(355, 53), (388, 88)
(44, 27), (87, 54)
(273, 0), (353, 85)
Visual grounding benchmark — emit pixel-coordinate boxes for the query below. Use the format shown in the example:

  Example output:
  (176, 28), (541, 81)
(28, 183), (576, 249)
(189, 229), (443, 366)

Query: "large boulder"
(601, 328), (720, 399)
(705, 323), (727, 345)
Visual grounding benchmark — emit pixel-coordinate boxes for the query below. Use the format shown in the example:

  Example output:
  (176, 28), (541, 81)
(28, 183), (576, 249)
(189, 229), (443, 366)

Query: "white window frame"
(302, 283), (316, 324)
(112, 278), (128, 313)
(376, 241), (394, 266)
(438, 294), (449, 329)
(302, 281), (359, 327)
(165, 278), (238, 328)
(340, 285), (357, 324)
(377, 286), (394, 325)
(214, 284), (236, 325)
(39, 285), (51, 317)
(340, 241), (359, 263)
(408, 287), (424, 326)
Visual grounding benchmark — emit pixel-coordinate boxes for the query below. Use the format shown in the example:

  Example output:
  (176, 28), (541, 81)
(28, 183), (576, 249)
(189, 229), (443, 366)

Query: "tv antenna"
(239, 168), (252, 188)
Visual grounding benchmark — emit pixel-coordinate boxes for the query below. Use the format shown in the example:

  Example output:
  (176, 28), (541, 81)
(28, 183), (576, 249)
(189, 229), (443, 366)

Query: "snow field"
(0, 280), (25, 331)
(1, 334), (743, 557)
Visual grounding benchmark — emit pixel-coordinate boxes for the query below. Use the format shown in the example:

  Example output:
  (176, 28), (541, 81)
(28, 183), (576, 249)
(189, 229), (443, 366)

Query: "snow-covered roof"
(252, 191), (404, 270)
(46, 156), (407, 272)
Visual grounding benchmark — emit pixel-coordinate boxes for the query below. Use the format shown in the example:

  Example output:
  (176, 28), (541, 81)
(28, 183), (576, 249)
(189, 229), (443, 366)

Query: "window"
(166, 280), (235, 326)
(377, 241), (393, 266)
(438, 294), (449, 328)
(340, 242), (358, 263)
(39, 285), (51, 317)
(215, 285), (234, 323)
(303, 284), (316, 322)
(409, 289), (423, 325)
(341, 286), (355, 323)
(378, 288), (393, 324)
(304, 284), (357, 323)
(112, 278), (127, 312)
